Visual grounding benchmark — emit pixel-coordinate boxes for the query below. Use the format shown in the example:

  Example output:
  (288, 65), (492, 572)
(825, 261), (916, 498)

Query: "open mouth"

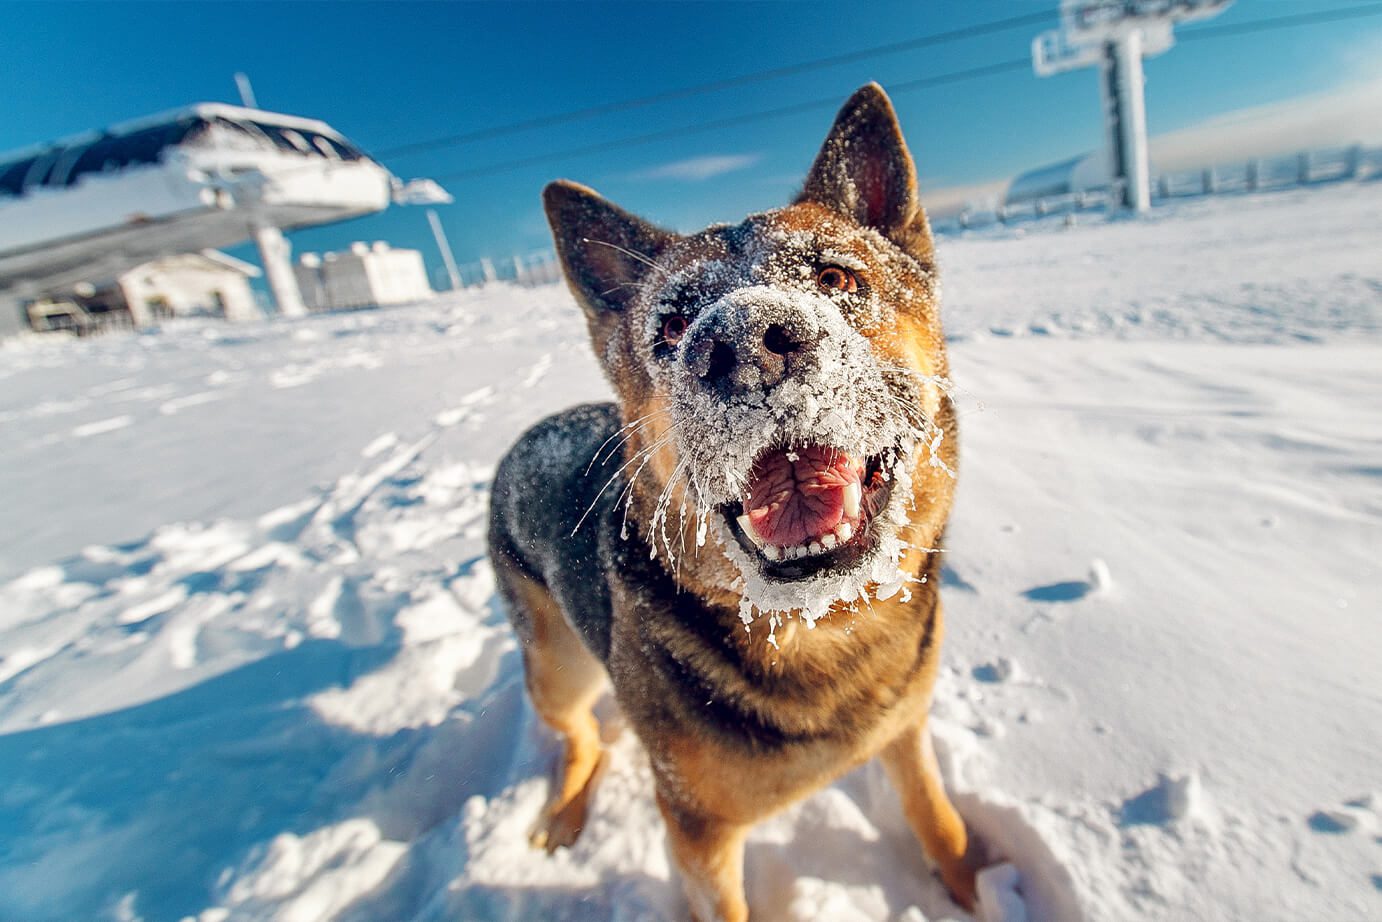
(723, 443), (897, 581)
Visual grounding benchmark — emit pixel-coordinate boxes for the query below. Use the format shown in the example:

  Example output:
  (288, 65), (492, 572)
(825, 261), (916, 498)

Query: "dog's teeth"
(836, 521), (854, 543)
(763, 545), (782, 561)
(808, 541), (822, 556)
(843, 481), (861, 518)
(791, 545), (808, 560)
(821, 534), (837, 550)
(736, 514), (765, 548)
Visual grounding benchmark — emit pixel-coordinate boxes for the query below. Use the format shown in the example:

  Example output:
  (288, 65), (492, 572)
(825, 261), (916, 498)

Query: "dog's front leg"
(657, 791), (750, 922)
(879, 720), (977, 910)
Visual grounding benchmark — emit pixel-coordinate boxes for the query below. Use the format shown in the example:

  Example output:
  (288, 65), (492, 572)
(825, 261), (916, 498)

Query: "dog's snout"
(683, 297), (826, 395)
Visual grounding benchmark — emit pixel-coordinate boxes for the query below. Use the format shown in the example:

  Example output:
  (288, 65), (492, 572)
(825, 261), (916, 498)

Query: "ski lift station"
(0, 102), (395, 336)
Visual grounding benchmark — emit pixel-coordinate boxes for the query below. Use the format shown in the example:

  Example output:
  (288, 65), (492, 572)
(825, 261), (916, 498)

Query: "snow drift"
(1, 183), (1379, 921)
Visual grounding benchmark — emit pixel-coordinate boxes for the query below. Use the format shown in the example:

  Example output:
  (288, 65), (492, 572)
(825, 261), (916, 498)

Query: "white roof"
(0, 102), (348, 164)
(120, 249), (262, 280)
(196, 249), (262, 277)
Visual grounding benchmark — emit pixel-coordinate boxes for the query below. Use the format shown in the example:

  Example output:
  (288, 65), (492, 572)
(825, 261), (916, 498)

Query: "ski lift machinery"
(1032, 0), (1233, 212)
(0, 103), (399, 320)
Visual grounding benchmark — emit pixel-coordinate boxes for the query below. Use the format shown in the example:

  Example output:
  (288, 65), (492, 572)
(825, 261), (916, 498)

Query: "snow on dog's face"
(545, 84), (957, 623)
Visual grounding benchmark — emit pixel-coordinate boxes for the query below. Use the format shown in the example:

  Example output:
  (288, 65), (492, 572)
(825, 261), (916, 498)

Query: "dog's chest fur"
(489, 401), (944, 758)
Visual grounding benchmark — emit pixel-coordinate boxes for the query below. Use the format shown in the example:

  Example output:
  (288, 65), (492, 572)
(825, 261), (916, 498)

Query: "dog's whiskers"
(648, 455), (692, 564)
(585, 408), (669, 474)
(877, 365), (961, 403)
(581, 238), (668, 278)
(572, 427), (677, 537)
(591, 411), (671, 473)
(611, 432), (682, 543)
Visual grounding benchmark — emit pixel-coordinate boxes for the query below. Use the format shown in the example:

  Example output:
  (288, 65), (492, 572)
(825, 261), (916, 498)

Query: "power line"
(376, 9), (1057, 159)
(1178, 2), (1382, 42)
(433, 59), (1031, 184)
(423, 2), (1382, 186)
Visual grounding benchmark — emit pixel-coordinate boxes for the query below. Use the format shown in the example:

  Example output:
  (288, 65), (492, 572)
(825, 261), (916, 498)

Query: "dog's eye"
(816, 266), (858, 293)
(660, 314), (688, 348)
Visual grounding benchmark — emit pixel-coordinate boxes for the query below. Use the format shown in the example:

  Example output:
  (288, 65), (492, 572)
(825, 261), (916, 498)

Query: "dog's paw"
(529, 796), (589, 853)
(941, 863), (979, 913)
(528, 750), (609, 853)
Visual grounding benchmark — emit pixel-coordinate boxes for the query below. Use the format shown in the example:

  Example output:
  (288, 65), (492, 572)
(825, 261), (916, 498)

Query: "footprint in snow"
(941, 563), (977, 592)
(972, 657), (1020, 684)
(1307, 793), (1377, 835)
(1119, 772), (1206, 827)
(1021, 580), (1090, 603)
(1022, 559), (1113, 603)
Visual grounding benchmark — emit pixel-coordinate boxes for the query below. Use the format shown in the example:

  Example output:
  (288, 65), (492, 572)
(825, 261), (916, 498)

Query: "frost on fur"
(544, 88), (955, 640)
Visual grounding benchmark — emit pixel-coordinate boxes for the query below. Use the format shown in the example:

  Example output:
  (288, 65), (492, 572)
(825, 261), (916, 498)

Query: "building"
(295, 242), (433, 311)
(25, 250), (260, 334)
(117, 250), (260, 324)
(0, 101), (394, 335)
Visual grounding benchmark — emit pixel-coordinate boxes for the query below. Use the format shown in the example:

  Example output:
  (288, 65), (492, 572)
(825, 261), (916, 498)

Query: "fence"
(435, 249), (563, 292)
(934, 144), (1382, 235)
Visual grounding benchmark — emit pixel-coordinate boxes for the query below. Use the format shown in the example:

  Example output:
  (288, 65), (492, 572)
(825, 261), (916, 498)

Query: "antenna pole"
(426, 209), (463, 291)
(234, 72), (258, 109)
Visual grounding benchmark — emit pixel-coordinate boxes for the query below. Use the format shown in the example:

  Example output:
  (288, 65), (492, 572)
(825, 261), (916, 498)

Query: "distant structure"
(1005, 143), (1378, 212)
(25, 250), (260, 334)
(0, 102), (393, 335)
(295, 242), (434, 311)
(1032, 0), (1233, 212)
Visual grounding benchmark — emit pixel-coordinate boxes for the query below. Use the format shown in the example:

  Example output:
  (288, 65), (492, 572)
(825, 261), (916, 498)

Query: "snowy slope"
(1, 182), (1379, 922)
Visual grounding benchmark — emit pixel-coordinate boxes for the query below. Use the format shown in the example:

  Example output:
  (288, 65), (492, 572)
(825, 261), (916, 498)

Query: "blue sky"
(3, 1), (1379, 285)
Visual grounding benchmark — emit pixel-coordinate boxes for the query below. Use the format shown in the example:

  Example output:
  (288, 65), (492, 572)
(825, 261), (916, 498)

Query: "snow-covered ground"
(1, 182), (1379, 922)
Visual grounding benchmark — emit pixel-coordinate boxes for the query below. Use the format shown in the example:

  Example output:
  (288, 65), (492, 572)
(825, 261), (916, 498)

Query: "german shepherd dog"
(489, 84), (974, 920)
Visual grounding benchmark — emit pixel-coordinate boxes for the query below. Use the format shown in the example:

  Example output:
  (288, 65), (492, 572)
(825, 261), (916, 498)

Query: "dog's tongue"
(744, 446), (860, 549)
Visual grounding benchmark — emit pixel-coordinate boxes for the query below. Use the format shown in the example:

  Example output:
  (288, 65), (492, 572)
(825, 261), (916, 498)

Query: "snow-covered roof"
(0, 102), (346, 163)
(108, 250), (262, 284)
(194, 249), (262, 277)
(0, 104), (370, 201)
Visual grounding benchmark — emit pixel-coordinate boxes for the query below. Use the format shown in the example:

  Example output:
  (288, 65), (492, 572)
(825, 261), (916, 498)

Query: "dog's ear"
(544, 180), (674, 317)
(797, 84), (931, 254)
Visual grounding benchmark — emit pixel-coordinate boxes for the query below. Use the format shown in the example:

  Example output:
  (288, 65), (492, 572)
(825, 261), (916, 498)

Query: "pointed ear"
(543, 180), (674, 315)
(797, 83), (926, 244)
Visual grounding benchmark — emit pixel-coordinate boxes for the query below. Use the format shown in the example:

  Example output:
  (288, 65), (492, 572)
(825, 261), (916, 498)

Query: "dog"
(488, 83), (974, 921)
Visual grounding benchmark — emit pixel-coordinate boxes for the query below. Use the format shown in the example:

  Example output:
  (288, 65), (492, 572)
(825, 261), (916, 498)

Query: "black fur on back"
(488, 402), (624, 661)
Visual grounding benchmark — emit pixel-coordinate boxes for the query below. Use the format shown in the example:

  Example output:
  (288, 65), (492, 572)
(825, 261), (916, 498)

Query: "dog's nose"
(762, 323), (801, 357)
(685, 306), (821, 394)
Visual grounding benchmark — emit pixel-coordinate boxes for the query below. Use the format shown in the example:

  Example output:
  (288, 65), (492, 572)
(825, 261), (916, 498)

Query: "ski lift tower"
(1033, 0), (1233, 212)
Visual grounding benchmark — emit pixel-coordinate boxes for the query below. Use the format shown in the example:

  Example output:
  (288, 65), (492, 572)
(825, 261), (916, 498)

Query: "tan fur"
(500, 565), (608, 851)
(502, 84), (977, 919)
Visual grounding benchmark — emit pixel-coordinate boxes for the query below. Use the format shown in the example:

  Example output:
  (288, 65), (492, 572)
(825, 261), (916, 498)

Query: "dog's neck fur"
(606, 474), (947, 750)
